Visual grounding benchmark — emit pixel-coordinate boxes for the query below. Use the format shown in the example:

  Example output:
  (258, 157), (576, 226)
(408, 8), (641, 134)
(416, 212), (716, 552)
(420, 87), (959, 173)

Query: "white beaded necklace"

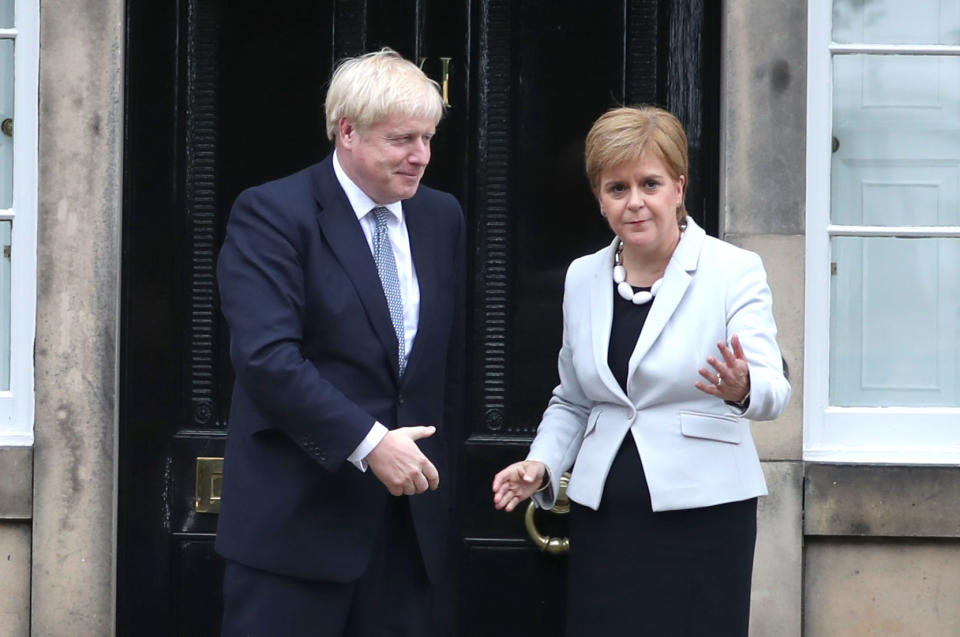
(613, 240), (662, 304)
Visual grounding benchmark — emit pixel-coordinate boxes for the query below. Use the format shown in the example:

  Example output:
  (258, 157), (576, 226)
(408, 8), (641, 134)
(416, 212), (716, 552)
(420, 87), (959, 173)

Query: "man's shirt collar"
(332, 150), (403, 222)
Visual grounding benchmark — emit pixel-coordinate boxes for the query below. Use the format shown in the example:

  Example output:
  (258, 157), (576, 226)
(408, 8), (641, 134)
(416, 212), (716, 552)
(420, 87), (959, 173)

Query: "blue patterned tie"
(372, 207), (406, 375)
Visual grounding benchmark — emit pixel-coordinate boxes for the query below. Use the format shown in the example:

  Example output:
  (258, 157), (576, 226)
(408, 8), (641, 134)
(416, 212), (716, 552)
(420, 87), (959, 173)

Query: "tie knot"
(372, 206), (391, 229)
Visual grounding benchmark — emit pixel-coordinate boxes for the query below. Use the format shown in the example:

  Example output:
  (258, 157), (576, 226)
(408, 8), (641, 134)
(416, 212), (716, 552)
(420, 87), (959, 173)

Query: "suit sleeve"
(217, 188), (375, 471)
(725, 251), (791, 421)
(527, 262), (594, 509)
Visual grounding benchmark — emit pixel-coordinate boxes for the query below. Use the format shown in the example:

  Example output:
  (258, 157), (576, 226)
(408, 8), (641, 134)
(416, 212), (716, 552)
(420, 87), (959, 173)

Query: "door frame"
(117, 1), (720, 634)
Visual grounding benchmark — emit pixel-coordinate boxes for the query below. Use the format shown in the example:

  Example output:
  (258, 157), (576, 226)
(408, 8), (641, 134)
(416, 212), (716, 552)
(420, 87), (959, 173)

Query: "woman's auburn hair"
(584, 105), (689, 223)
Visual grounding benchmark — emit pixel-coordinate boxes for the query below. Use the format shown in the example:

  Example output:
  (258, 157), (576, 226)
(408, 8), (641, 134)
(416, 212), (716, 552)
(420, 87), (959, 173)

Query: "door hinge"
(3, 245), (9, 259)
(830, 262), (837, 275)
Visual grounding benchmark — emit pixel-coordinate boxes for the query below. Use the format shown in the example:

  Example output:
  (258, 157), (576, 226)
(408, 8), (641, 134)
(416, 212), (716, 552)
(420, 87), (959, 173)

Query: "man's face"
(338, 114), (437, 204)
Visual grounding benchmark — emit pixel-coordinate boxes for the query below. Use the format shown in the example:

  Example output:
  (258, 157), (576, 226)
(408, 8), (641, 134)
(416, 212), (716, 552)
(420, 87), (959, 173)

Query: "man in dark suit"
(215, 49), (464, 637)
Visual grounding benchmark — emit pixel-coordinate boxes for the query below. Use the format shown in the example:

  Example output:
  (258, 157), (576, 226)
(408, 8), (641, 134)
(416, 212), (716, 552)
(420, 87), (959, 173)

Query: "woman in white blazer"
(493, 106), (790, 636)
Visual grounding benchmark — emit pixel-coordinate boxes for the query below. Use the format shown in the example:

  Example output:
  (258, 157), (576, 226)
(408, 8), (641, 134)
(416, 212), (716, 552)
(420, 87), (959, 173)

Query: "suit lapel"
(311, 159), (401, 379)
(625, 218), (706, 390)
(402, 196), (434, 382)
(590, 239), (632, 405)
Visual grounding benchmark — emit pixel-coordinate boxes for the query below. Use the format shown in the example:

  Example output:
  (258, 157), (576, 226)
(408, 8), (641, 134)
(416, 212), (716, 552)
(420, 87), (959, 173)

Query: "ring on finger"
(716, 375), (723, 387)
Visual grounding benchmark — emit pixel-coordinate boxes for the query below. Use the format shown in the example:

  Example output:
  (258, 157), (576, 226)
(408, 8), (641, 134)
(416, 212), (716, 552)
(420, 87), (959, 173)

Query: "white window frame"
(804, 0), (960, 464)
(0, 0), (38, 445)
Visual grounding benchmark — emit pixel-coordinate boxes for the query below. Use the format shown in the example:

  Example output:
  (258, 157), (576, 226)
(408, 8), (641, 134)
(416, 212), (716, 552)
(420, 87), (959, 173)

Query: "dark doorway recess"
(119, 1), (719, 634)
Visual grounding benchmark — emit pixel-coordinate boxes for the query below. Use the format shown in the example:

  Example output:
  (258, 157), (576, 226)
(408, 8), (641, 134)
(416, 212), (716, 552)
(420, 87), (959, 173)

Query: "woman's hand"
(492, 460), (547, 512)
(695, 334), (751, 403)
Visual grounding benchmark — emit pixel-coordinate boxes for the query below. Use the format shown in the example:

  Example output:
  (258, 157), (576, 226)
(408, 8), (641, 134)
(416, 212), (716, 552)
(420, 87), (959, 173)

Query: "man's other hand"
(366, 426), (440, 496)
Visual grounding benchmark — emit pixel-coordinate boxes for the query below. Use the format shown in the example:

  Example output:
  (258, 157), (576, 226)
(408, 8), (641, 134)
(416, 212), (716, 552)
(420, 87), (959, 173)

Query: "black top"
(606, 281), (750, 410)
(606, 283), (654, 393)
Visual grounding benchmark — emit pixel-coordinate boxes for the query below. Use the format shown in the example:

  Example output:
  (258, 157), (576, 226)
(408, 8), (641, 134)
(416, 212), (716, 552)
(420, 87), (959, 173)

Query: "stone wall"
(29, 0), (125, 635)
(721, 2), (807, 634)
(722, 2), (960, 636)
(0, 447), (31, 636)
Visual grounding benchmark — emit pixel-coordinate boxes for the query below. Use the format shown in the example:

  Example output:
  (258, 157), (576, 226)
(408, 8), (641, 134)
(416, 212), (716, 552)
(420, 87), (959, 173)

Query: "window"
(805, 0), (960, 463)
(0, 0), (37, 444)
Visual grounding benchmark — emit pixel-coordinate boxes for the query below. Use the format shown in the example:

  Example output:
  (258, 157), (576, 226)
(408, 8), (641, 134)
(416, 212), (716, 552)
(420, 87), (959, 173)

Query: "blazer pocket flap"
(680, 411), (742, 444)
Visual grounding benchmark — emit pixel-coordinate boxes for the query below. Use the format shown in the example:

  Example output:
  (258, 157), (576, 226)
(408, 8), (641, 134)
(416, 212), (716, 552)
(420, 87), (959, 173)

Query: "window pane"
(833, 0), (960, 45)
(0, 39), (11, 209)
(0, 0), (11, 29)
(0, 220), (9, 390)
(832, 55), (960, 226)
(829, 236), (960, 407)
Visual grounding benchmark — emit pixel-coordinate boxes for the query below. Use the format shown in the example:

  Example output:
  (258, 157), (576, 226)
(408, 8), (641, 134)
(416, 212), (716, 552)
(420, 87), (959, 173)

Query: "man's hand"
(366, 426), (440, 496)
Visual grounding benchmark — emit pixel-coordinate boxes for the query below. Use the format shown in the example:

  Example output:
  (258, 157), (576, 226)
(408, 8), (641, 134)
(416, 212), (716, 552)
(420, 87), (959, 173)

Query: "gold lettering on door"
(418, 57), (453, 108)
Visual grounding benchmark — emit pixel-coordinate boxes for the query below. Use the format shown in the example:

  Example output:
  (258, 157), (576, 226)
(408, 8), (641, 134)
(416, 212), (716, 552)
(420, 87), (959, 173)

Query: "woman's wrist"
(726, 391), (751, 411)
(533, 463), (550, 492)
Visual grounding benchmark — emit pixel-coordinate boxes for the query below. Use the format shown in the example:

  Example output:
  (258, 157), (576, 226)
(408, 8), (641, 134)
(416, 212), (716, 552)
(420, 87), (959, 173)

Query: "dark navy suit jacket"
(214, 155), (465, 584)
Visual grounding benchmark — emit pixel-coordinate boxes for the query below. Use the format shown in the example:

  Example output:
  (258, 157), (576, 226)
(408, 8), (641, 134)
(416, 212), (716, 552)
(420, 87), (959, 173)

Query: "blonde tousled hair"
(324, 48), (444, 142)
(584, 105), (689, 224)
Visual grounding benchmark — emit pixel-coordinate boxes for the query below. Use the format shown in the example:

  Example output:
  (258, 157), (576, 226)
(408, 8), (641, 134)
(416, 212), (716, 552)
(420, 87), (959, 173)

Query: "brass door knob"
(524, 472), (571, 555)
(1, 119), (12, 137)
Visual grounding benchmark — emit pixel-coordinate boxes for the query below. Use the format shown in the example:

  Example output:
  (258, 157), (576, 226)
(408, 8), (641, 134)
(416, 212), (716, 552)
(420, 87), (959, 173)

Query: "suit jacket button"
(318, 453), (327, 462)
(398, 394), (405, 404)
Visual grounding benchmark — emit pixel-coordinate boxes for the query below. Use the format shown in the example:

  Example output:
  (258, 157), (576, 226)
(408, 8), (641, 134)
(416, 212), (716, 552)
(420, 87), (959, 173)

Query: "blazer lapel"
(311, 159), (401, 379)
(590, 238), (632, 405)
(625, 218), (706, 390)
(401, 196), (434, 382)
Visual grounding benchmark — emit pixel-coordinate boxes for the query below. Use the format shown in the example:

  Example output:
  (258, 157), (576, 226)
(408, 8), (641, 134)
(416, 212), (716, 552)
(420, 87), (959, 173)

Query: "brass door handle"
(195, 457), (224, 513)
(524, 472), (571, 555)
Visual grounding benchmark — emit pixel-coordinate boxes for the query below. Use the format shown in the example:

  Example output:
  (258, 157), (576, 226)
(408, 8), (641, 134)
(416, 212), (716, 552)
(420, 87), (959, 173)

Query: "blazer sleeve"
(217, 187), (375, 471)
(725, 251), (791, 421)
(526, 261), (594, 509)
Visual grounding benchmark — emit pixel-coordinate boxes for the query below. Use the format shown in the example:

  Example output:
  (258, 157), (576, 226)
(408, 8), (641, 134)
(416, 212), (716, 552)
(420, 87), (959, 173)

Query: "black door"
(119, 1), (718, 634)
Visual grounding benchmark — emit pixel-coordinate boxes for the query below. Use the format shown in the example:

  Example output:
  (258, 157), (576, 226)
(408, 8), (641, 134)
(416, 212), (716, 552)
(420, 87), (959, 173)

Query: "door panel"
(174, 541), (226, 637)
(119, 0), (183, 632)
(510, 0), (625, 431)
(120, 1), (717, 634)
(461, 545), (568, 635)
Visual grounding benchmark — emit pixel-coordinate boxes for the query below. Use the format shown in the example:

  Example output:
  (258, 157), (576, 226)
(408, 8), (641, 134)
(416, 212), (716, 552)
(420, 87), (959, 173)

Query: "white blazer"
(528, 218), (790, 512)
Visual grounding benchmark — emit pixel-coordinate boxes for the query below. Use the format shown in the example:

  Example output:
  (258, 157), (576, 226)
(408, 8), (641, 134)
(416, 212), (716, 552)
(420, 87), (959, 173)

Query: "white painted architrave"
(804, 0), (960, 464)
(0, 0), (38, 445)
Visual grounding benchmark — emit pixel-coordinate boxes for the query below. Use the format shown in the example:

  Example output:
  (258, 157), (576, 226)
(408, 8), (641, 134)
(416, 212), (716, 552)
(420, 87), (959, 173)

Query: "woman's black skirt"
(566, 433), (758, 637)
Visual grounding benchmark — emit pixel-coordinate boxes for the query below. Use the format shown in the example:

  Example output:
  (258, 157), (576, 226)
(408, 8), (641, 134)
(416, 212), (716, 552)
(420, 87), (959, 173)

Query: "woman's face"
(597, 153), (685, 257)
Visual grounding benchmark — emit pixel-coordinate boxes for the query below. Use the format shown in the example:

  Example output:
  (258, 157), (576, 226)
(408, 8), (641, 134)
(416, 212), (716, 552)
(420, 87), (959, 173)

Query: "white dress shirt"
(333, 151), (421, 470)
